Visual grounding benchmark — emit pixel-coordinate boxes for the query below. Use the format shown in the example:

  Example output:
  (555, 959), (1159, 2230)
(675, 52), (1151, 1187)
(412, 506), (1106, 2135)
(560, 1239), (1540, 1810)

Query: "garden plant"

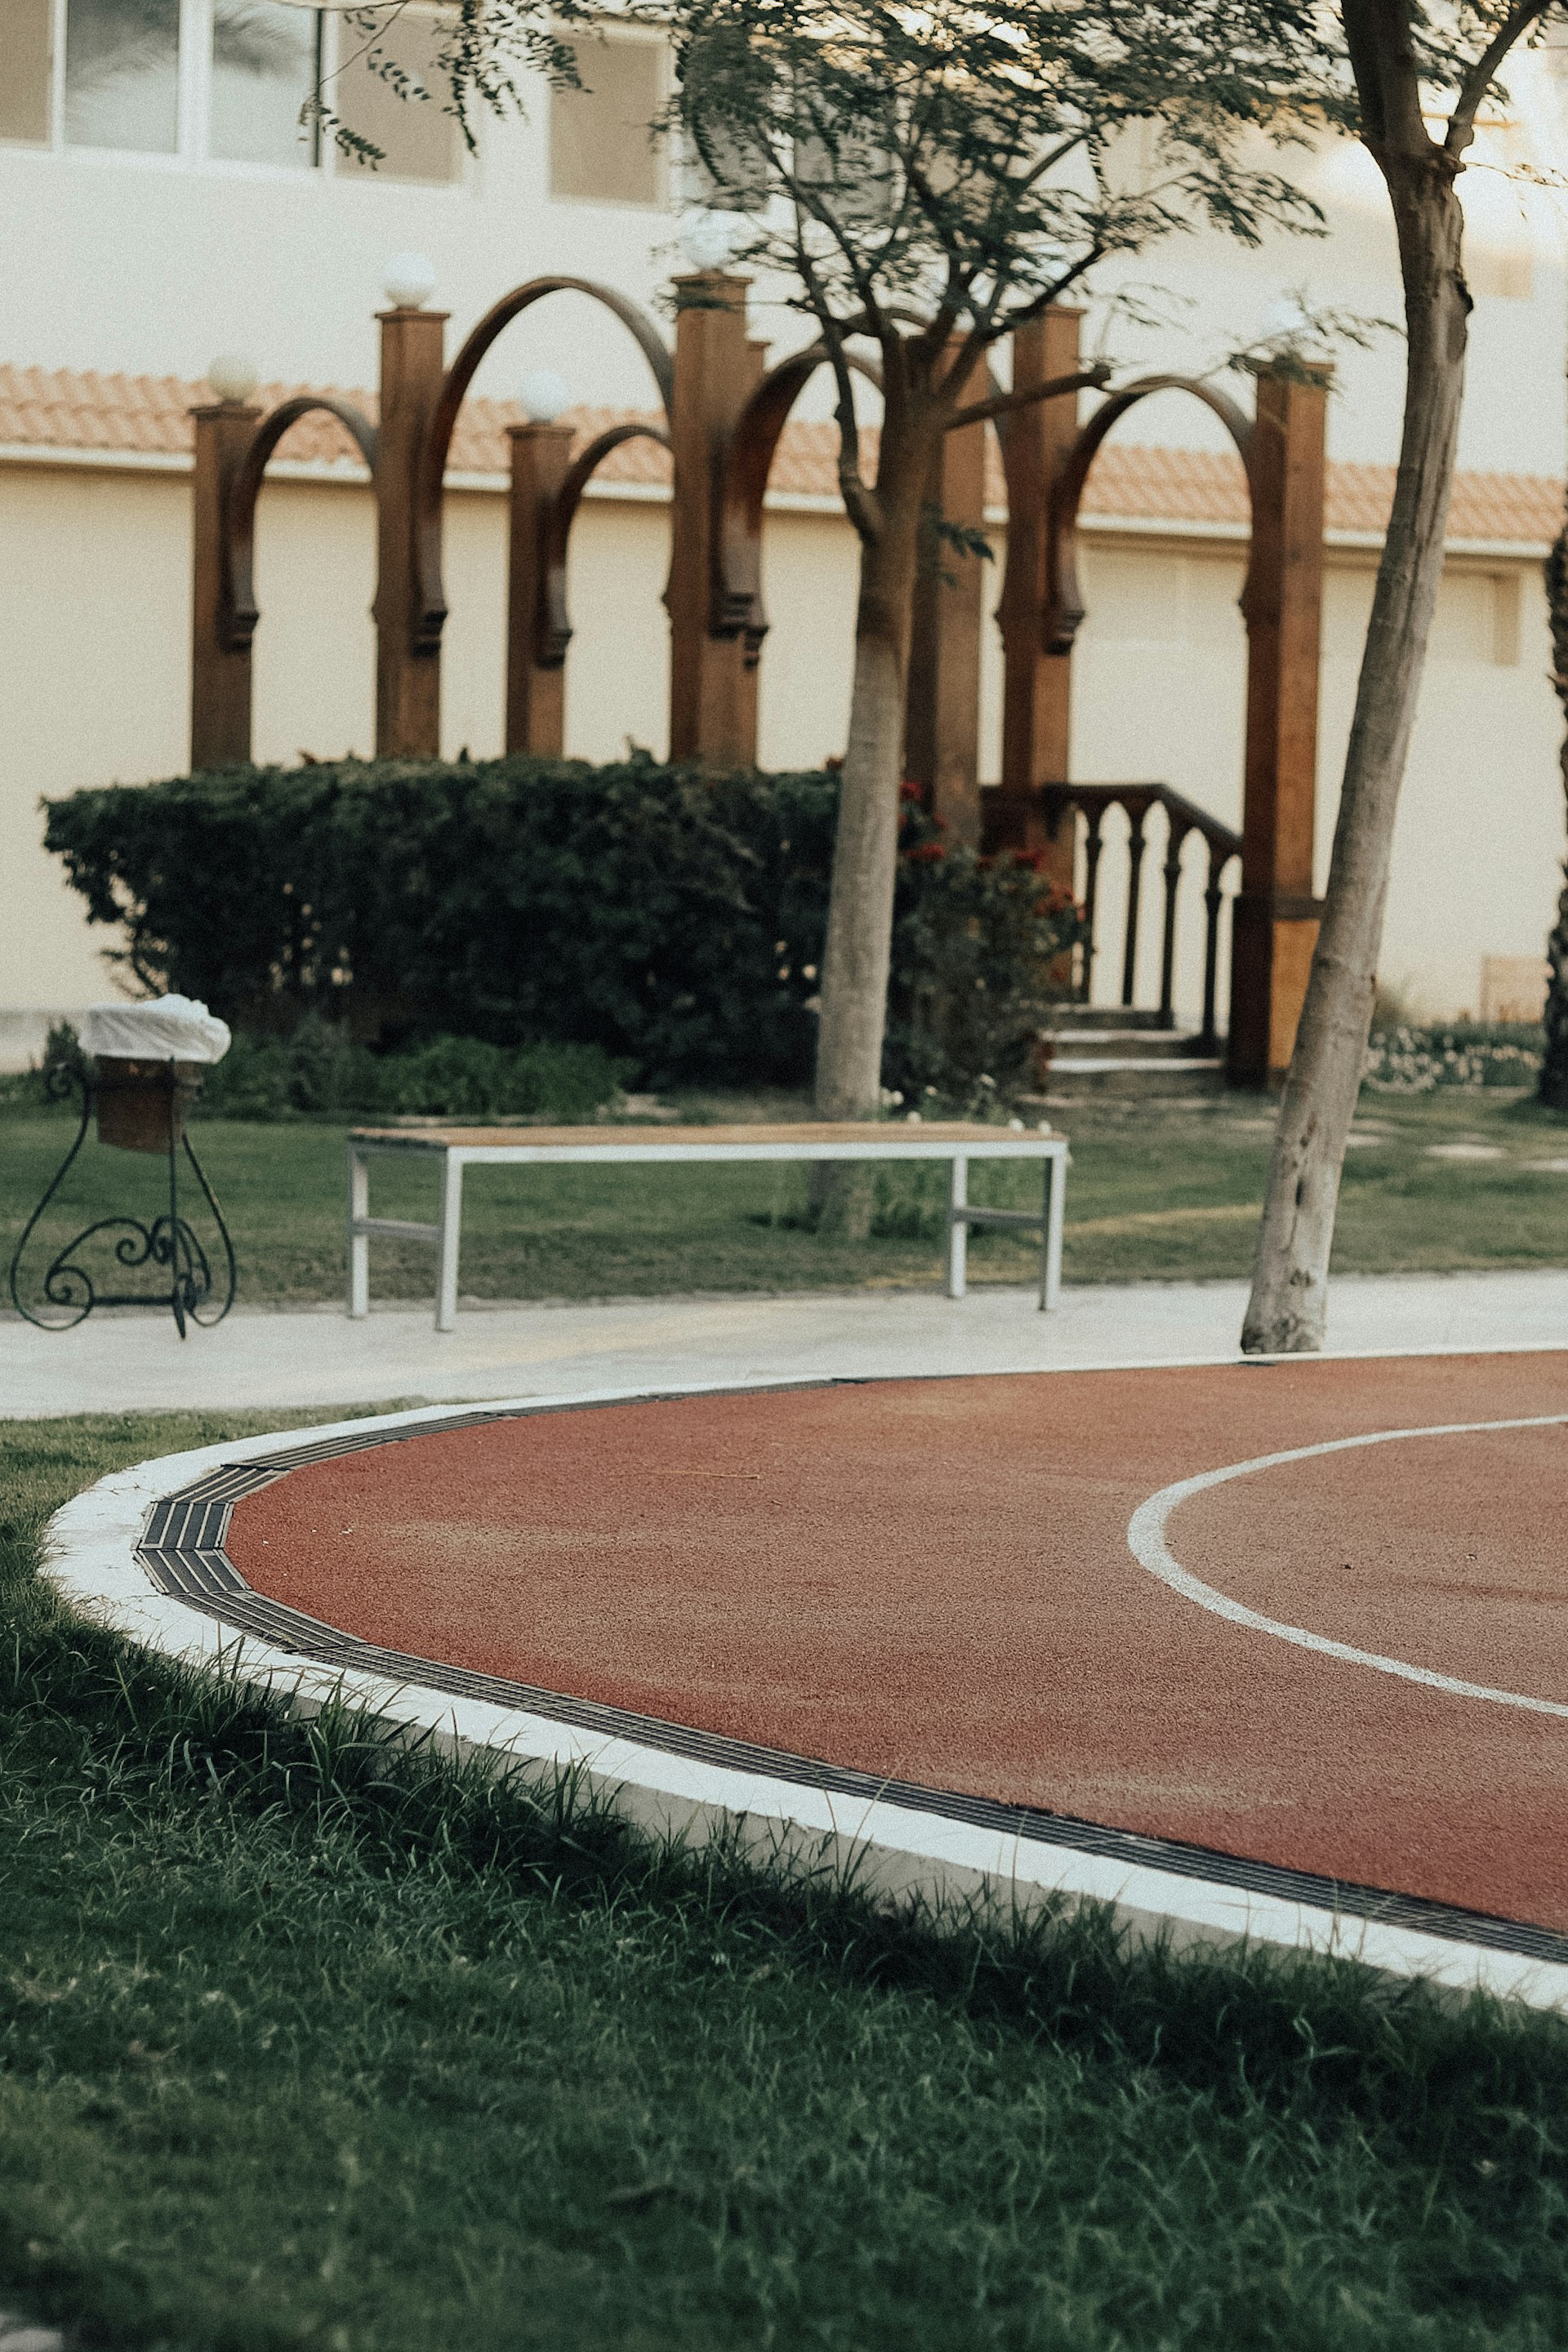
(42, 755), (1081, 1103)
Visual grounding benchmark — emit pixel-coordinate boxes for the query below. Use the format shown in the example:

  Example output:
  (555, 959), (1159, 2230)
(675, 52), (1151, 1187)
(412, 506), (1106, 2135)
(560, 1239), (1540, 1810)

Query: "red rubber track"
(227, 1352), (1568, 1932)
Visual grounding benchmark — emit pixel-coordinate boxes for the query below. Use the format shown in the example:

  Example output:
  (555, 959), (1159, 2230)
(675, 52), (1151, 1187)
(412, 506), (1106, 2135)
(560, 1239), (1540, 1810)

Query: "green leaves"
(667, 0), (1348, 352)
(42, 759), (1079, 1098)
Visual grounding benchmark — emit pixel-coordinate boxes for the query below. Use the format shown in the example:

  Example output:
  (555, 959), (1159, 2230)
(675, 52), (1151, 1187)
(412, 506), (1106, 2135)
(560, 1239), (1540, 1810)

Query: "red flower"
(906, 842), (947, 863)
(898, 780), (924, 802)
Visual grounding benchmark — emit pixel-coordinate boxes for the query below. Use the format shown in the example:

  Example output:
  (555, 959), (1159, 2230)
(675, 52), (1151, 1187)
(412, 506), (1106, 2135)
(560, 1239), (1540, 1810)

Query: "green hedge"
(202, 1028), (629, 1123)
(42, 756), (1080, 1097)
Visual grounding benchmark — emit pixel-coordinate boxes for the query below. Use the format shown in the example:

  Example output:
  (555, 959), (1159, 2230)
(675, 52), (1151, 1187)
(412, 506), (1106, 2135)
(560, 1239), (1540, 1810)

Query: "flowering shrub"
(885, 804), (1083, 1102)
(1362, 1022), (1542, 1091)
(42, 758), (1078, 1095)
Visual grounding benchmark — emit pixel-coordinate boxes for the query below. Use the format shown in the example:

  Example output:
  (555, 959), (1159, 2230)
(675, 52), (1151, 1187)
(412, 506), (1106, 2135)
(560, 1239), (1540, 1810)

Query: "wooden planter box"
(95, 1057), (203, 1153)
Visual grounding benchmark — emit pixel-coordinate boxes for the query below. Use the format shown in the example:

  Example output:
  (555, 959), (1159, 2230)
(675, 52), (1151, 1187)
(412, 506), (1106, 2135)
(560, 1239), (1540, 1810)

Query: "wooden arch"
(1048, 375), (1256, 655)
(714, 344), (884, 652)
(538, 419), (672, 666)
(224, 394), (380, 653)
(414, 277), (674, 653)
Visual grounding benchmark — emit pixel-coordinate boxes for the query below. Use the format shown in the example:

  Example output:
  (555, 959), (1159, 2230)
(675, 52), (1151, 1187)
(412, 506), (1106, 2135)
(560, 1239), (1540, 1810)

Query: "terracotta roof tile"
(0, 362), (1559, 546)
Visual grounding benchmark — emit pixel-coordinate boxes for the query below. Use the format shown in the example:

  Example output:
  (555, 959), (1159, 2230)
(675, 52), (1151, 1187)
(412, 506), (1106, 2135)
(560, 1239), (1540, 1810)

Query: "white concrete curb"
(40, 1381), (1568, 2016)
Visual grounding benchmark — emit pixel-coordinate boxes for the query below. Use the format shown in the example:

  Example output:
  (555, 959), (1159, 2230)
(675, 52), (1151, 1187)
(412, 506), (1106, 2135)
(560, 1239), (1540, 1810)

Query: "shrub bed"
(43, 756), (1080, 1098)
(201, 1024), (628, 1124)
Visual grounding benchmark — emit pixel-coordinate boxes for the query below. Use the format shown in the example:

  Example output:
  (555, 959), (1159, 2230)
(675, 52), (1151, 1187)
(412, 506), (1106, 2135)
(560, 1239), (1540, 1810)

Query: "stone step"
(1045, 1004), (1174, 1032)
(1045, 1027), (1210, 1061)
(1026, 1055), (1227, 1102)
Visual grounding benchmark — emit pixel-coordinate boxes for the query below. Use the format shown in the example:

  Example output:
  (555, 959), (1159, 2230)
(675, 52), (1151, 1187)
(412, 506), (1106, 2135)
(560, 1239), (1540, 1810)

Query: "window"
(65, 0), (180, 151)
(334, 7), (460, 185)
(0, 0), (52, 141)
(211, 0), (320, 167)
(2, 0), (464, 178)
(550, 34), (665, 207)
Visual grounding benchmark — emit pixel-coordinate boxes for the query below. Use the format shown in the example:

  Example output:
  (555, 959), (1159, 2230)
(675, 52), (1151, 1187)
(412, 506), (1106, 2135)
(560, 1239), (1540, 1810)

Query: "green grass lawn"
(6, 1408), (1568, 2350)
(5, 1087), (1567, 1312)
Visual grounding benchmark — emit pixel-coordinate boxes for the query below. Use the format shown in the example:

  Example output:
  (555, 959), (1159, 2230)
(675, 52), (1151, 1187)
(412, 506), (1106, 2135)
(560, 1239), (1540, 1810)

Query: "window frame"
(547, 22), (671, 212)
(324, 2), (467, 193)
(0, 0), (470, 189)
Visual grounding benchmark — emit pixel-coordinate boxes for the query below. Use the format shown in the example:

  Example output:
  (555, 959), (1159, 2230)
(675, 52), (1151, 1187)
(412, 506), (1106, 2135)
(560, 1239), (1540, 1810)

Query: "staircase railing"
(1036, 784), (1242, 1054)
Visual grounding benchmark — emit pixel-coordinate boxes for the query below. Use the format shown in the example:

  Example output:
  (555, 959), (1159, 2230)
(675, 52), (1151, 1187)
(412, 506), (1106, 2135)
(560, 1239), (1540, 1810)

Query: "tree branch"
(789, 221), (882, 541)
(1341, 0), (1428, 157)
(948, 364), (1111, 432)
(1447, 0), (1552, 156)
(994, 245), (1106, 336)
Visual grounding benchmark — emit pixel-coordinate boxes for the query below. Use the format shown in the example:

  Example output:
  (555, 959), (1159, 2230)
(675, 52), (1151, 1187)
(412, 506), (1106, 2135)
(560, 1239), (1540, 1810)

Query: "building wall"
(3, 43), (1566, 478)
(1, 461), (190, 1029)
(2, 452), (1558, 1060)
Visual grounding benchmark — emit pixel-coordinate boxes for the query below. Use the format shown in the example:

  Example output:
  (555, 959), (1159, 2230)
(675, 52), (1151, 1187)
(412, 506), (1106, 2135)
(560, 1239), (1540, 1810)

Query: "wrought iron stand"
(9, 1059), (236, 1338)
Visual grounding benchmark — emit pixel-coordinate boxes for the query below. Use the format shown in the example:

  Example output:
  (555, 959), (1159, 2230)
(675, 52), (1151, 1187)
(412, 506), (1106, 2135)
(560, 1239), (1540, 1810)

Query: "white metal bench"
(346, 1121), (1069, 1331)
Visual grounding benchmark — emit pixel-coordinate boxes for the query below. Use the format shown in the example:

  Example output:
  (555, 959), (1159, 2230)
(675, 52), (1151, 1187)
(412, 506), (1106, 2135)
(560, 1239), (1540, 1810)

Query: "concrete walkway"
(5, 1267), (1568, 1419)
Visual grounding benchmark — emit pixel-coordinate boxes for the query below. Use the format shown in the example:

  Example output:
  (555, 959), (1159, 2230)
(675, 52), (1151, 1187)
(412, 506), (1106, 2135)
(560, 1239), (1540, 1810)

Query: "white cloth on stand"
(83, 995), (232, 1064)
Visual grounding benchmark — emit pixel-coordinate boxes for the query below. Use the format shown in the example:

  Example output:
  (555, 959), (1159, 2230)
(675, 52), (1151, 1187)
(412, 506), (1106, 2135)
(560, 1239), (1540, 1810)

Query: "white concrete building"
(2, 0), (1567, 1055)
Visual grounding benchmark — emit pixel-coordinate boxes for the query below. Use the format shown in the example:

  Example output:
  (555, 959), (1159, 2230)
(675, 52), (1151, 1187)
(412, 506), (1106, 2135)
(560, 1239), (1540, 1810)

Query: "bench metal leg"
(434, 1152), (464, 1332)
(348, 1147), (369, 1319)
(947, 1154), (969, 1299)
(1040, 1153), (1064, 1312)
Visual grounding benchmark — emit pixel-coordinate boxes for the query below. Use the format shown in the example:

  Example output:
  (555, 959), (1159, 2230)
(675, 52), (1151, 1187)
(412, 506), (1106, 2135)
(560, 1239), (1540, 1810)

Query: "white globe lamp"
(1258, 294), (1323, 350)
(679, 210), (746, 274)
(383, 252), (438, 310)
(518, 368), (571, 425)
(207, 354), (260, 405)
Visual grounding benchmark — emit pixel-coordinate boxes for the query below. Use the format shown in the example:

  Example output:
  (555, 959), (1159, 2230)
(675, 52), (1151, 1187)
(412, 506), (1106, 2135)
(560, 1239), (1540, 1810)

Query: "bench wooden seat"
(346, 1120), (1069, 1329)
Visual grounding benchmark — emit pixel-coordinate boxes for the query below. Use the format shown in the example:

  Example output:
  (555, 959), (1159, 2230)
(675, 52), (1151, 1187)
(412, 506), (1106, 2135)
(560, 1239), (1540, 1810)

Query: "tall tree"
(668, 0), (1344, 1118)
(1242, 0), (1557, 1353)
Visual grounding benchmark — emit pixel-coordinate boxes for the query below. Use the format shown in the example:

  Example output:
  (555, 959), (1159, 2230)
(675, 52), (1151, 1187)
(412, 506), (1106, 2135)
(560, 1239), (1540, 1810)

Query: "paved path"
(6, 1267), (1568, 1417)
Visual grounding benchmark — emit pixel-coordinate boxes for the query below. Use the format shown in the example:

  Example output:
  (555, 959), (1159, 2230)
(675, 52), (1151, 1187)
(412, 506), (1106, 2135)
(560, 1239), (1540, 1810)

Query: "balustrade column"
(373, 303), (448, 759)
(1120, 804), (1151, 1006)
(666, 272), (764, 767)
(904, 341), (987, 847)
(991, 306), (1083, 889)
(1228, 362), (1330, 1085)
(1080, 808), (1107, 1004)
(1157, 826), (1187, 1025)
(504, 420), (574, 757)
(189, 397), (261, 769)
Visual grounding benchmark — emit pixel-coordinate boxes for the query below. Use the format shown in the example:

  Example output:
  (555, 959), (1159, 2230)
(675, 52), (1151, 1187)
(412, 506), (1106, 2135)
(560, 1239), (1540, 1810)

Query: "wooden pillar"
(904, 345), (987, 848)
(989, 307), (1083, 883)
(1227, 363), (1330, 1085)
(504, 421), (573, 757)
(666, 272), (764, 766)
(373, 303), (448, 759)
(189, 398), (261, 769)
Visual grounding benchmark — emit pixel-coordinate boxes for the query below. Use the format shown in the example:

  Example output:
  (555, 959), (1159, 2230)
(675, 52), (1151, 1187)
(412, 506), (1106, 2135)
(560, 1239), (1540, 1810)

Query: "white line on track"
(1126, 1414), (1568, 1717)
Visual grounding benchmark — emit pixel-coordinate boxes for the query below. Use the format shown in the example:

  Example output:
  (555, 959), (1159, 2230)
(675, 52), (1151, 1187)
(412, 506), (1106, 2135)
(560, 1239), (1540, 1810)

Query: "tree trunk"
(1242, 155), (1471, 1353)
(813, 473), (929, 1120)
(1540, 526), (1568, 1109)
